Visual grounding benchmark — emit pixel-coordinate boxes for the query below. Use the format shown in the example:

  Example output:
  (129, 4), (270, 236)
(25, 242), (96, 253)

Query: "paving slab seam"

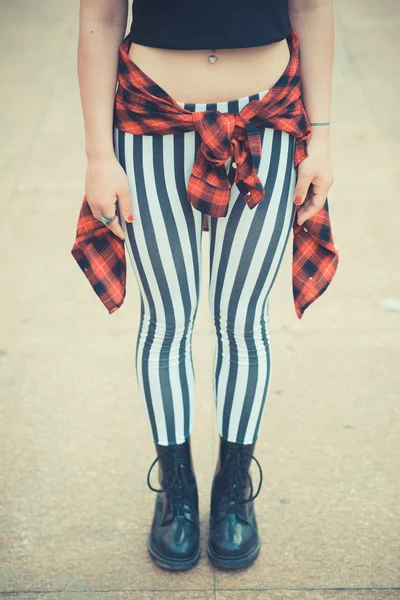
(213, 567), (217, 600)
(1, 588), (400, 596)
(0, 591), (216, 597)
(214, 588), (400, 592)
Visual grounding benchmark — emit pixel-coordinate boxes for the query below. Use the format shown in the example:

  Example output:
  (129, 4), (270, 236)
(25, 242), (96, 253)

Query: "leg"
(114, 127), (203, 570)
(209, 128), (297, 445)
(207, 128), (296, 568)
(114, 127), (204, 446)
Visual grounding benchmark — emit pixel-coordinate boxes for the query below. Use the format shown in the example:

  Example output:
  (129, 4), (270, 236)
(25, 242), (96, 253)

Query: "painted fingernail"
(127, 214), (134, 222)
(294, 196), (303, 205)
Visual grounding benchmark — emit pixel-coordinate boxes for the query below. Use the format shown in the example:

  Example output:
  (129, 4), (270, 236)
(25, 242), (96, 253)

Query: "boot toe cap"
(150, 515), (200, 561)
(209, 514), (259, 558)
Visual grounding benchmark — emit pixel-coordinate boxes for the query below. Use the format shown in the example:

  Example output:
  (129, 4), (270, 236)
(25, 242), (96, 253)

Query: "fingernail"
(294, 196), (303, 205)
(127, 214), (134, 222)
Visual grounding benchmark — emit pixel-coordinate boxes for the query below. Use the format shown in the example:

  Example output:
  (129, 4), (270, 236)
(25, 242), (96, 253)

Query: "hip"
(113, 91), (297, 178)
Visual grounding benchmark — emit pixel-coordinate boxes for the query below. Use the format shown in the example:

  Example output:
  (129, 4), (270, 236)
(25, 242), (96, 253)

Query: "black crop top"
(128, 0), (291, 51)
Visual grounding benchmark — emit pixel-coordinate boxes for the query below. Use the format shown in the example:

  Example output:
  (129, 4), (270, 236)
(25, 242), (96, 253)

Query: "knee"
(212, 308), (269, 344)
(141, 309), (197, 343)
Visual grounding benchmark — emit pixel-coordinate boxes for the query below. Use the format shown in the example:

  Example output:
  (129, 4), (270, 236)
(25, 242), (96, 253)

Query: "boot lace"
(147, 448), (195, 517)
(219, 447), (263, 514)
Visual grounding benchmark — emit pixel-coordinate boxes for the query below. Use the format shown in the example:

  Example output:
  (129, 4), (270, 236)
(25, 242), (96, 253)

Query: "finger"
(88, 197), (115, 223)
(296, 197), (313, 226)
(103, 201), (126, 240)
(117, 188), (134, 223)
(107, 217), (126, 241)
(297, 193), (326, 226)
(293, 169), (313, 206)
(94, 201), (126, 241)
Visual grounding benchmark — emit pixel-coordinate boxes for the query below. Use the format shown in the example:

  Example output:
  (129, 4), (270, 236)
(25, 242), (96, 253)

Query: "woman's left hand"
(293, 131), (334, 226)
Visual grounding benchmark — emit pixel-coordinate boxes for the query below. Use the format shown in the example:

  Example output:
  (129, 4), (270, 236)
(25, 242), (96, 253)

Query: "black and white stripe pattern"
(114, 90), (296, 446)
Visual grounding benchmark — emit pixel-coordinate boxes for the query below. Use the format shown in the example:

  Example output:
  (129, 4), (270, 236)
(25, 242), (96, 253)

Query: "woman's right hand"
(85, 155), (134, 240)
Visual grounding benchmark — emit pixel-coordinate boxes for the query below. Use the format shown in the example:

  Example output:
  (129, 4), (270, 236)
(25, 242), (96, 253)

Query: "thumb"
(117, 188), (134, 223)
(293, 171), (312, 206)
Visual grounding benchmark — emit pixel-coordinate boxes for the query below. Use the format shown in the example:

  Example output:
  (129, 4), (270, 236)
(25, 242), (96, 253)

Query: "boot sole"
(207, 538), (261, 569)
(147, 535), (201, 571)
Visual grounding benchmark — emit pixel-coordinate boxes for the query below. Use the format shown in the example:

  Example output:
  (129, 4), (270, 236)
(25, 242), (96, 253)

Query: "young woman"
(74, 0), (337, 571)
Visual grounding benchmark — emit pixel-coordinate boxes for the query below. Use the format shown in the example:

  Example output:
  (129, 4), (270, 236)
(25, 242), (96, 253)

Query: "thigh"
(208, 128), (297, 322)
(114, 128), (205, 323)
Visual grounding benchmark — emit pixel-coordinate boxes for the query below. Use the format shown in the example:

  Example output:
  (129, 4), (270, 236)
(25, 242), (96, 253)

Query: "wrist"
(86, 148), (116, 162)
(309, 124), (330, 142)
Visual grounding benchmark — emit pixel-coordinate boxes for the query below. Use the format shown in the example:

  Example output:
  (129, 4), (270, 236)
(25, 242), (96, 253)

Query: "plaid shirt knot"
(189, 111), (264, 216)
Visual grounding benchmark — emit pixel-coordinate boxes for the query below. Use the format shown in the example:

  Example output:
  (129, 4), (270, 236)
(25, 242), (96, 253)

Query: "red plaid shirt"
(72, 27), (338, 319)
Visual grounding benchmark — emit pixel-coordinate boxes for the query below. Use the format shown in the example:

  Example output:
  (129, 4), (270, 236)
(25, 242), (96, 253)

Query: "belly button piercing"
(208, 48), (217, 63)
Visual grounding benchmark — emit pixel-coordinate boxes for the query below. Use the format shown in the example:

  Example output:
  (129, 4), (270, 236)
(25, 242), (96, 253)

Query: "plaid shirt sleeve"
(71, 195), (126, 314)
(292, 198), (338, 319)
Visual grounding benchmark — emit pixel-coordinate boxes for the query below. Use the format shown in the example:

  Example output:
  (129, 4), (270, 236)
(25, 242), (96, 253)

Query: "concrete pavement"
(0, 0), (399, 598)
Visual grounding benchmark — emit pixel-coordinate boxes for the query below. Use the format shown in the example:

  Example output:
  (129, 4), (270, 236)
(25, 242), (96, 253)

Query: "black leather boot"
(146, 438), (200, 570)
(207, 437), (263, 569)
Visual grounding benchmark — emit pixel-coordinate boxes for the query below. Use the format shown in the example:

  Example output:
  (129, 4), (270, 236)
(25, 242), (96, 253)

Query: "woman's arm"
(288, 0), (335, 226)
(78, 0), (133, 239)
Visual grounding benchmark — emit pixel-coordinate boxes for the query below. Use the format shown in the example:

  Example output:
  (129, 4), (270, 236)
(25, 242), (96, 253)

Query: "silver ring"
(101, 212), (117, 227)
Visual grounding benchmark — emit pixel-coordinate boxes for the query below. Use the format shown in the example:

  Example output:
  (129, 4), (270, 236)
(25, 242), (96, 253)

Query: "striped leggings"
(113, 89), (297, 447)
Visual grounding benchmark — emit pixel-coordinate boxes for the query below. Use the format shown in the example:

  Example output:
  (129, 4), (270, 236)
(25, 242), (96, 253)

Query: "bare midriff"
(127, 40), (291, 104)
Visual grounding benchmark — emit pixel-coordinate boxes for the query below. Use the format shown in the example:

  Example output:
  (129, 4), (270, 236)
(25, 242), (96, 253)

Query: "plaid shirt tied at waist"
(72, 27), (339, 319)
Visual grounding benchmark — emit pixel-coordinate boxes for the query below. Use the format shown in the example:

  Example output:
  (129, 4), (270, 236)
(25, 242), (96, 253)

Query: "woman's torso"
(128, 40), (290, 104)
(126, 0), (291, 104)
